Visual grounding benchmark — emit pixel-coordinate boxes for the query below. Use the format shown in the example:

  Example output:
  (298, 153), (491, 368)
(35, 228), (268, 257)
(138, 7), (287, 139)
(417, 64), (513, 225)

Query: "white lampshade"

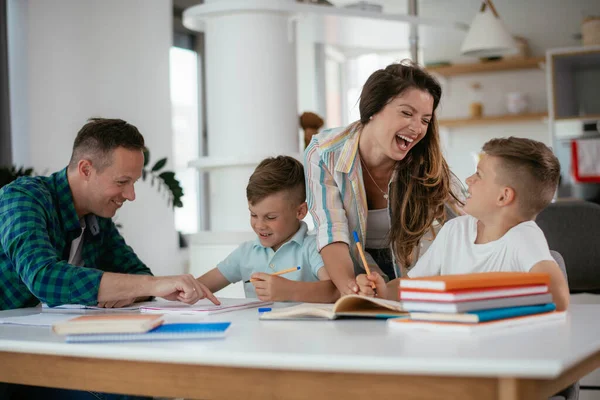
(461, 4), (518, 57)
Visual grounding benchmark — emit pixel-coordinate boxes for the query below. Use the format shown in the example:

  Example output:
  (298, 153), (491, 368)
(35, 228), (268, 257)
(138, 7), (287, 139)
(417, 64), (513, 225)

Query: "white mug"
(506, 92), (529, 114)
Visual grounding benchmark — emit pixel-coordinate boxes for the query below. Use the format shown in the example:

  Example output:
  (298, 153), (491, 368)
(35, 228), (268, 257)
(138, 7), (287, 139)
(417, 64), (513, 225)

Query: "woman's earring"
(369, 116), (373, 120)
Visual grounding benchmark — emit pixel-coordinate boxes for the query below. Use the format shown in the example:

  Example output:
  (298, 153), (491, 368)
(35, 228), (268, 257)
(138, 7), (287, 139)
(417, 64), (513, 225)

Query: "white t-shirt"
(408, 215), (554, 278)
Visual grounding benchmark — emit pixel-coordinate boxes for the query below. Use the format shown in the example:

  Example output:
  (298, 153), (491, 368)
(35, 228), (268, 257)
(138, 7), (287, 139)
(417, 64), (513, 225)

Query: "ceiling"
(173, 0), (600, 62)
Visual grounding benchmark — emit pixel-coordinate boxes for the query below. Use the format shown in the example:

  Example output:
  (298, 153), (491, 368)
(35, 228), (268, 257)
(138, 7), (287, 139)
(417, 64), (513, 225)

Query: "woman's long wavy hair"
(359, 60), (461, 268)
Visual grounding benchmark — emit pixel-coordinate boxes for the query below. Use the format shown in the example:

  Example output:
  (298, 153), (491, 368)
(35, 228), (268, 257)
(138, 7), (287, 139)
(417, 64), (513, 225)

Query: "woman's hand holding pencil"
(352, 231), (377, 294)
(356, 272), (388, 298)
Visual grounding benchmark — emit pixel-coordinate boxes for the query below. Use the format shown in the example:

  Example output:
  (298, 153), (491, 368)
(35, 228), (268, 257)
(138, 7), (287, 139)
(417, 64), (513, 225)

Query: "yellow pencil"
(244, 266), (301, 283)
(353, 231), (377, 292)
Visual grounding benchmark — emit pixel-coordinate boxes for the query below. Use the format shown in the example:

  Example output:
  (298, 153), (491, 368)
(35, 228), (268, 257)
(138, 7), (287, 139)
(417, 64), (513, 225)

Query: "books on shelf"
(64, 322), (231, 343)
(409, 303), (557, 324)
(388, 309), (566, 333)
(400, 293), (552, 313)
(52, 314), (164, 335)
(259, 295), (408, 320)
(140, 298), (272, 315)
(398, 284), (549, 302)
(399, 272), (550, 292)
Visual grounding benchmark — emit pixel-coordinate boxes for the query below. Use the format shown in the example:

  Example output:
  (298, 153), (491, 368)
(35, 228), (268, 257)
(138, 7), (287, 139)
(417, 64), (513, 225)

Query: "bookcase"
(546, 46), (600, 202)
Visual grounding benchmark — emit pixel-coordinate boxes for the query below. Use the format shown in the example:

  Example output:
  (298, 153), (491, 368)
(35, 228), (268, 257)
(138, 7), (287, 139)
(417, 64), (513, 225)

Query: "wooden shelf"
(427, 57), (545, 77)
(555, 114), (600, 122)
(438, 112), (548, 128)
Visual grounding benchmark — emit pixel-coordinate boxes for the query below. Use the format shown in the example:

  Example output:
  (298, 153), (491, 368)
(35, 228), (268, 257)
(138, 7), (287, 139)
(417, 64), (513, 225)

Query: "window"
(170, 47), (199, 234)
(344, 53), (410, 125)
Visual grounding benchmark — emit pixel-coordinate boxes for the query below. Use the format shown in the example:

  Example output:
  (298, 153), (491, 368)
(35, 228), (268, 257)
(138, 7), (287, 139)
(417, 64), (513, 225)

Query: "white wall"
(296, 18), (318, 116)
(6, 0), (30, 167)
(7, 0), (183, 276)
(437, 69), (550, 183)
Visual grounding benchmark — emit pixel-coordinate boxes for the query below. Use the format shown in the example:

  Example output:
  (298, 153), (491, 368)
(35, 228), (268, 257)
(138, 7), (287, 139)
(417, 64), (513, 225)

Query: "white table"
(0, 304), (599, 400)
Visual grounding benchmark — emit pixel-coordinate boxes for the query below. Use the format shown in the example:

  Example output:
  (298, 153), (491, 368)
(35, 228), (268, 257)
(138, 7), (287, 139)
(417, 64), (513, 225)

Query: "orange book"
(52, 314), (164, 335)
(399, 272), (550, 292)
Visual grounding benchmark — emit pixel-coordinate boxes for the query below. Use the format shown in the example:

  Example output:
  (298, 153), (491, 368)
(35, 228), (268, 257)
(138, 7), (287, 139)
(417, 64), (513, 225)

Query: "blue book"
(409, 303), (557, 324)
(65, 322), (231, 343)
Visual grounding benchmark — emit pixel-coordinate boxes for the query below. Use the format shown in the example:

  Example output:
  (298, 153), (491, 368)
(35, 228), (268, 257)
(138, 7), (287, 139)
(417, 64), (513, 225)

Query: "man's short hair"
(482, 137), (560, 219)
(246, 156), (306, 206)
(68, 118), (146, 171)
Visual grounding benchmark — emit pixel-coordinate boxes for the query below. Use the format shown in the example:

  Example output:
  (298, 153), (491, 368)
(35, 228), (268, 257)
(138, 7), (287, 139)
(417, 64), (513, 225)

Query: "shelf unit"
(546, 46), (600, 202)
(428, 57), (545, 77)
(555, 114), (600, 122)
(438, 112), (548, 128)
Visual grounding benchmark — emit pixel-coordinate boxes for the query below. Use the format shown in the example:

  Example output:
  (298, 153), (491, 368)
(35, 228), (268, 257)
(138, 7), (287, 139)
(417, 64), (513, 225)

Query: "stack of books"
(389, 272), (566, 333)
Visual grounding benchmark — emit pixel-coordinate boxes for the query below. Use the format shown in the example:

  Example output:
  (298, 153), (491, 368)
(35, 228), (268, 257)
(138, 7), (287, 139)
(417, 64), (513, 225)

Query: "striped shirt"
(304, 122), (402, 276)
(0, 168), (152, 310)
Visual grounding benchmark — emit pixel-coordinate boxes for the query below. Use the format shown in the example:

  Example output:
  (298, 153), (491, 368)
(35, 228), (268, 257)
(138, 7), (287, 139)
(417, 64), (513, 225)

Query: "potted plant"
(0, 166), (35, 189)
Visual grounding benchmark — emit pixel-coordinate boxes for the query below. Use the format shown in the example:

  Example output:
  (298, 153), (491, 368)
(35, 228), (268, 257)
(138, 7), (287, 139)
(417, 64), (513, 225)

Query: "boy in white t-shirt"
(356, 137), (570, 311)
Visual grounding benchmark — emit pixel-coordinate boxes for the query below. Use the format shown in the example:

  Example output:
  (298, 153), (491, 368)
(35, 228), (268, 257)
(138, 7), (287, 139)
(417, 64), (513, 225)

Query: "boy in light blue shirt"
(197, 156), (339, 302)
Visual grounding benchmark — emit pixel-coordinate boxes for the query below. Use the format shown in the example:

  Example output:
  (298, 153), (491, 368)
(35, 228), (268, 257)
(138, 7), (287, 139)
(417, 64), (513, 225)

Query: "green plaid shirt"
(0, 168), (152, 310)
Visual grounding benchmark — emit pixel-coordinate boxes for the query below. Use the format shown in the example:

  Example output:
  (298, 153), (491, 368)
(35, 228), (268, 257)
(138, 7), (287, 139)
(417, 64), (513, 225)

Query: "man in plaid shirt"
(0, 118), (219, 399)
(0, 118), (218, 311)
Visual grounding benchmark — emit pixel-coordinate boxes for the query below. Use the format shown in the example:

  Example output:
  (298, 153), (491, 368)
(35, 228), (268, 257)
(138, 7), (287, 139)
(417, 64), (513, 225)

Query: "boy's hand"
(356, 272), (387, 298)
(251, 273), (295, 302)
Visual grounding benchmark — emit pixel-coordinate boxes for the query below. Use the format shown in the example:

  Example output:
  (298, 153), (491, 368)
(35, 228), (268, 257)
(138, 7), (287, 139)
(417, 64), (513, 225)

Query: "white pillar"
(190, 0), (299, 231)
(7, 0), (182, 276)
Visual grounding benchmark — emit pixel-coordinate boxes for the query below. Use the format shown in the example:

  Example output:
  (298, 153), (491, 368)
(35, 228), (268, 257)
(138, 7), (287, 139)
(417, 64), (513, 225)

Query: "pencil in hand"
(353, 231), (377, 294)
(244, 266), (301, 283)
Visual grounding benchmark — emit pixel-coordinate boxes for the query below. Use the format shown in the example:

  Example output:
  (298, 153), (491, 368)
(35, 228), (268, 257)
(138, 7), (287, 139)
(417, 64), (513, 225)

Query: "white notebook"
(140, 298), (272, 315)
(388, 311), (567, 334)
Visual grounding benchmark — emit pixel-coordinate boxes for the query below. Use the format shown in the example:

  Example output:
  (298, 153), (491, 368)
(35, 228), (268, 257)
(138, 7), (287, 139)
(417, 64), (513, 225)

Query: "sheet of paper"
(0, 313), (77, 327)
(140, 297), (272, 315)
(42, 301), (156, 312)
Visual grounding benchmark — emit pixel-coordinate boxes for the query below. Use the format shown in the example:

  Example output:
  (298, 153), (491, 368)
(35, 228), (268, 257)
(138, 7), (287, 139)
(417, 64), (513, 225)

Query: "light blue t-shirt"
(217, 222), (324, 298)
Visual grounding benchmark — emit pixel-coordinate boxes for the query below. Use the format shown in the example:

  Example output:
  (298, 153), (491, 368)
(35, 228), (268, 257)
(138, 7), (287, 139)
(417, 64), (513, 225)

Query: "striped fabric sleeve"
(304, 139), (351, 250)
(102, 220), (153, 276)
(0, 188), (103, 306)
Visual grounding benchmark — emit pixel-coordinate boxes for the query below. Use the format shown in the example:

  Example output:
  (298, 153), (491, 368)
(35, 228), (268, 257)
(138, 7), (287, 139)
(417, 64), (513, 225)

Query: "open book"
(259, 295), (408, 320)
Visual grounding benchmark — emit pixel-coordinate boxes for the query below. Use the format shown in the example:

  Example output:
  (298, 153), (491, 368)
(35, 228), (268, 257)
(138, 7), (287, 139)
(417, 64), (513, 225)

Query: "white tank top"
(365, 208), (391, 249)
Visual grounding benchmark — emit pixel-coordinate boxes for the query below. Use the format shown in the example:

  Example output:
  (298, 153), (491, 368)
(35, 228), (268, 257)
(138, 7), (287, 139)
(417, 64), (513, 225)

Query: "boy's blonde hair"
(482, 137), (560, 219)
(246, 156), (306, 206)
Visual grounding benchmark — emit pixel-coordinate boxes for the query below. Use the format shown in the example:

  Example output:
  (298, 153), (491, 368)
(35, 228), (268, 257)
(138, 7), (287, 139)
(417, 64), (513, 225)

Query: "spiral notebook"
(65, 322), (231, 343)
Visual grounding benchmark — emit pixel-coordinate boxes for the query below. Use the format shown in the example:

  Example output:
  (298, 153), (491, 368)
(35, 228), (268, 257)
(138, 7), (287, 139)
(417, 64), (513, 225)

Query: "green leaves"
(141, 150), (184, 209)
(0, 166), (35, 189)
(151, 158), (167, 172)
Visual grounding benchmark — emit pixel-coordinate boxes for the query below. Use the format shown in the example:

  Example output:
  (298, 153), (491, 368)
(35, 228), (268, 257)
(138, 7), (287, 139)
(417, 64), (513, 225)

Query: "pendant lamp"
(461, 0), (517, 57)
